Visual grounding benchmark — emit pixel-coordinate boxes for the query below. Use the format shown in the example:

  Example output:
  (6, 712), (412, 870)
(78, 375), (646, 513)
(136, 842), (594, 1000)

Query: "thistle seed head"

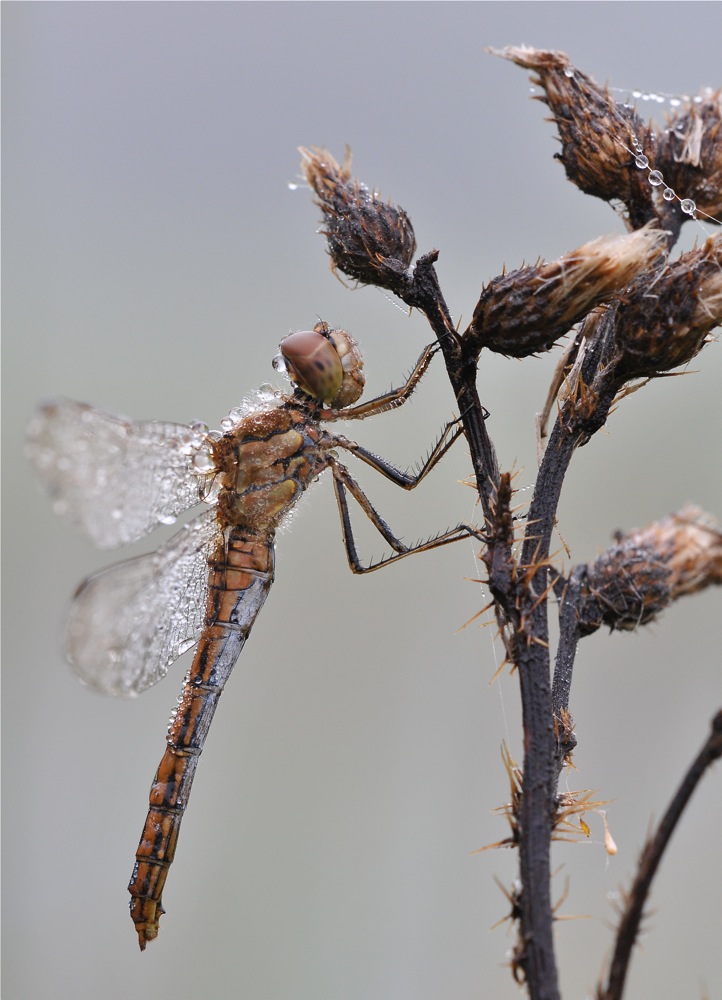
(465, 226), (667, 359)
(299, 146), (416, 294)
(490, 46), (655, 227)
(613, 233), (722, 379)
(656, 89), (722, 223)
(581, 506), (722, 633)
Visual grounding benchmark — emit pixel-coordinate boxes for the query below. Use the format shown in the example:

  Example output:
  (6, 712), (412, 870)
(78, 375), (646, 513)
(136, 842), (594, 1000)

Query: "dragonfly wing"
(66, 509), (222, 697)
(27, 399), (216, 548)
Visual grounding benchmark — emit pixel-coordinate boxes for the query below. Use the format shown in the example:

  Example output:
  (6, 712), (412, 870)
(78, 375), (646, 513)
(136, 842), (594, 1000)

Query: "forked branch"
(301, 45), (722, 1000)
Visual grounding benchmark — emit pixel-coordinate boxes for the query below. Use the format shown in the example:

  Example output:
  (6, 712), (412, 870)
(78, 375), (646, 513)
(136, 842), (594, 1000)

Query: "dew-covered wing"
(27, 399), (215, 548)
(66, 509), (221, 697)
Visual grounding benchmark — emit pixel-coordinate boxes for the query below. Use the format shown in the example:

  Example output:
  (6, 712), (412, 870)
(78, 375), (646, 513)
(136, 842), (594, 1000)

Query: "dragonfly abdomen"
(128, 531), (275, 949)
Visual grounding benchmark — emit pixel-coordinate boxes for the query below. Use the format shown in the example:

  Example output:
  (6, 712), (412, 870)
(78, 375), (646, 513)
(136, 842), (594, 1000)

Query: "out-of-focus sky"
(3, 4), (721, 998)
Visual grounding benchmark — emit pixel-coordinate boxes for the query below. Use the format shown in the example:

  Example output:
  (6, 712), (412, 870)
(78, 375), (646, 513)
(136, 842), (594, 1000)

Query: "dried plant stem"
(599, 710), (722, 1000)
(409, 251), (563, 999)
(300, 54), (722, 997)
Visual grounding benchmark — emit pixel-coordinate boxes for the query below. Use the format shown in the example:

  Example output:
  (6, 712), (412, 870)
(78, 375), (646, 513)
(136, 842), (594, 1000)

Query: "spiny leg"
(330, 459), (484, 574)
(324, 342), (439, 421)
(332, 417), (466, 489)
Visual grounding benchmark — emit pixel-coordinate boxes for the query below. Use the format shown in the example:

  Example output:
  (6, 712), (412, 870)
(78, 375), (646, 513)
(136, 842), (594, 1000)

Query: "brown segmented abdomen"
(128, 529), (275, 949)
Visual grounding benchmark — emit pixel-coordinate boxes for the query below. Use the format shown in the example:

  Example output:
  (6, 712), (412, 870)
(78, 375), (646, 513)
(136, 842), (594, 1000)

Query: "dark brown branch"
(403, 251), (500, 512)
(598, 710), (722, 1000)
(551, 568), (584, 767)
(408, 251), (562, 999)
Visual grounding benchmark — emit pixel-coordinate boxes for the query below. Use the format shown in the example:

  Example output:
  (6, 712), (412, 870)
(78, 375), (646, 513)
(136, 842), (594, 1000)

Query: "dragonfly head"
(277, 322), (365, 408)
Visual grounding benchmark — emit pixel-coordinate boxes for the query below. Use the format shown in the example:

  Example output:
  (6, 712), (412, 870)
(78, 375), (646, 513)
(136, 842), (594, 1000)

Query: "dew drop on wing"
(178, 638), (196, 655)
(193, 450), (215, 474)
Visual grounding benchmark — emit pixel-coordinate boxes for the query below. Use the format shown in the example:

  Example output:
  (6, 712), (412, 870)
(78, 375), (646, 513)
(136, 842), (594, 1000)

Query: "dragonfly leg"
(323, 342), (440, 421)
(332, 417), (466, 489)
(330, 459), (484, 574)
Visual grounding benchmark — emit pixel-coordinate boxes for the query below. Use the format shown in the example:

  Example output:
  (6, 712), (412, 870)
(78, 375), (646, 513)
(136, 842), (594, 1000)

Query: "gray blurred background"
(3, 4), (721, 998)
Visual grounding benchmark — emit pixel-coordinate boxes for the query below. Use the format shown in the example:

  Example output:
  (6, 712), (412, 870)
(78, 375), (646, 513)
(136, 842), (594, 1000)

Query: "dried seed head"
(299, 146), (416, 294)
(613, 233), (722, 379)
(465, 227), (667, 359)
(490, 46), (655, 227)
(580, 505), (722, 633)
(656, 89), (722, 223)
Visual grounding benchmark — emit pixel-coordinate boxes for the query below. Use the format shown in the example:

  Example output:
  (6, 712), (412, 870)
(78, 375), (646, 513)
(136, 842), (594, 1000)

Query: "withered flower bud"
(490, 46), (656, 227)
(655, 89), (722, 224)
(465, 227), (666, 359)
(299, 146), (416, 294)
(580, 505), (722, 634)
(613, 233), (722, 379)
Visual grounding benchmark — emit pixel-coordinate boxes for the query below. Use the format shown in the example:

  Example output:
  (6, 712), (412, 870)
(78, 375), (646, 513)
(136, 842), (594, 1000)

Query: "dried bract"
(613, 233), (722, 379)
(490, 46), (655, 228)
(579, 506), (722, 633)
(656, 89), (722, 223)
(299, 146), (416, 294)
(465, 227), (667, 359)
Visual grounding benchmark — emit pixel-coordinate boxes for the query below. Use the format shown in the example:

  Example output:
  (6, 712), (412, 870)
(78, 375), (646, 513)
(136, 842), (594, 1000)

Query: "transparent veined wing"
(26, 400), (216, 548)
(66, 509), (221, 697)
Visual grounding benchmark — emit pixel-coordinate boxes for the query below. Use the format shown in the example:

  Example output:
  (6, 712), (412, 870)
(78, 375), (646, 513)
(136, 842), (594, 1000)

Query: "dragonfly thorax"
(215, 406), (329, 532)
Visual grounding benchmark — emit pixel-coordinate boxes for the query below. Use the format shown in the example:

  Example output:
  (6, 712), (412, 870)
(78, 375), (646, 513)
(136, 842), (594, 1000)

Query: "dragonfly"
(27, 321), (477, 950)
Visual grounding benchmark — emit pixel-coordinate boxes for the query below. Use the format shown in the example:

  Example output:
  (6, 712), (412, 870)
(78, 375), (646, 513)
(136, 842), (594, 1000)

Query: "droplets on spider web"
(530, 73), (719, 238)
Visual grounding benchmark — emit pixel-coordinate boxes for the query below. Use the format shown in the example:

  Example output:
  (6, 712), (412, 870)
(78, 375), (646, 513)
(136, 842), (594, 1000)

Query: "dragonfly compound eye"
(279, 330), (344, 404)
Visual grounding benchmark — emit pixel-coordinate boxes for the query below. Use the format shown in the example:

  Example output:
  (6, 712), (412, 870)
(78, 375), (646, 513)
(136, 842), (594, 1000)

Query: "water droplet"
(662, 187), (676, 201)
(563, 67), (574, 78)
(680, 198), (696, 216)
(193, 449), (215, 473)
(287, 182), (298, 190)
(669, 98), (681, 108)
(272, 353), (287, 374)
(220, 416), (234, 432)
(641, 93), (651, 102)
(159, 513), (177, 526)
(179, 638), (196, 655)
(111, 507), (123, 520)
(648, 170), (664, 186)
(635, 155), (649, 169)
(189, 421), (209, 435)
(202, 478), (222, 504)
(632, 90), (642, 99)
